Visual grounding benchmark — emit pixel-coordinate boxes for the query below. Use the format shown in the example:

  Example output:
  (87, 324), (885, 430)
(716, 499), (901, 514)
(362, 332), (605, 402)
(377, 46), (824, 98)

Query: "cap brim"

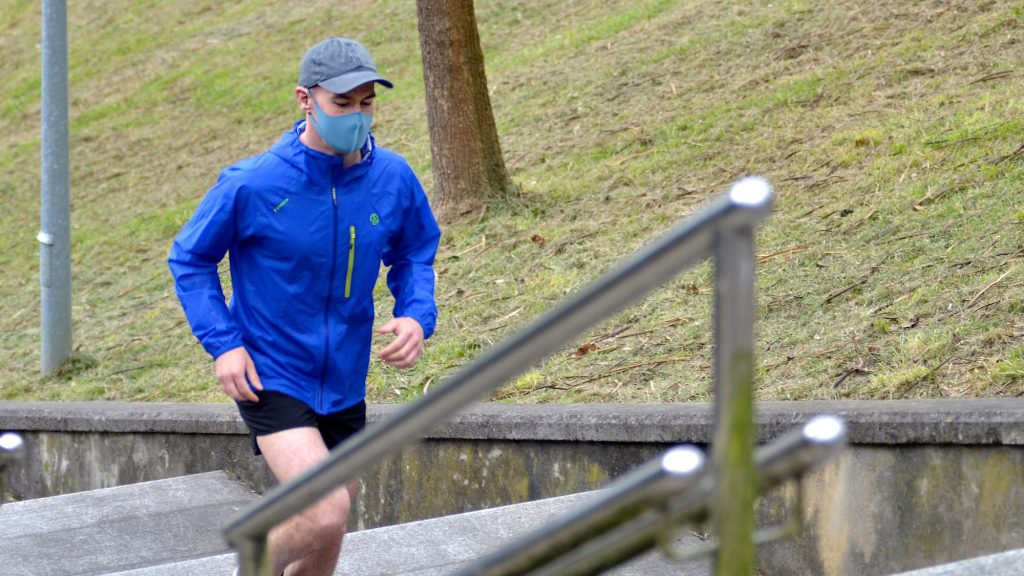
(318, 71), (394, 95)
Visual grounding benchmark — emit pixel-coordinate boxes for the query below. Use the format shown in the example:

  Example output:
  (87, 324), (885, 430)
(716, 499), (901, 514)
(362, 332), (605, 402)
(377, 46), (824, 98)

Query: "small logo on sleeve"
(369, 213), (380, 226)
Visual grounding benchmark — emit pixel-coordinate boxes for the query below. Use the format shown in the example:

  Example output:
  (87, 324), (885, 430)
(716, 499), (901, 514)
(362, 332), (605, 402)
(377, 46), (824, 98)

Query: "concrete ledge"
(2, 399), (1022, 444)
(0, 401), (246, 435)
(426, 399), (1024, 445)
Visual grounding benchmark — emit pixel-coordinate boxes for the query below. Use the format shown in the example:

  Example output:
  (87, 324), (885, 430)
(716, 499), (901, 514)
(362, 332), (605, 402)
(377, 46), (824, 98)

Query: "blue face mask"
(308, 93), (372, 155)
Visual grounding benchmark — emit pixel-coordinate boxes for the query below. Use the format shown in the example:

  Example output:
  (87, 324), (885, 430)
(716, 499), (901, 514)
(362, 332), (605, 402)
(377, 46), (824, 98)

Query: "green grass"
(1, 0), (1022, 405)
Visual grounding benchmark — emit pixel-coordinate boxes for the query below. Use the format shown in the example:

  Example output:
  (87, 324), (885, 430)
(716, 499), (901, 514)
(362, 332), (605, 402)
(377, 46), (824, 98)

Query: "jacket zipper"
(345, 226), (356, 298)
(319, 186), (339, 411)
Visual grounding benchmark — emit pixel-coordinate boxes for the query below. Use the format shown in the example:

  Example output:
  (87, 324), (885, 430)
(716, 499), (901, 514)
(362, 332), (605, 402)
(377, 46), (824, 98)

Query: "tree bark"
(416, 0), (512, 223)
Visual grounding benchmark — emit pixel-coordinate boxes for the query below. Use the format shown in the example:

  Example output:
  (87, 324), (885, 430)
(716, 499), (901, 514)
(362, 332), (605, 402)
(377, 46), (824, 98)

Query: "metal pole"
(711, 177), (773, 575)
(40, 0), (72, 375)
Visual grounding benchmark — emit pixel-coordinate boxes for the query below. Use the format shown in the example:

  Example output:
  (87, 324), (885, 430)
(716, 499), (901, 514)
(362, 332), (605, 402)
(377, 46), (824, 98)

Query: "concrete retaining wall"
(1, 399), (1022, 575)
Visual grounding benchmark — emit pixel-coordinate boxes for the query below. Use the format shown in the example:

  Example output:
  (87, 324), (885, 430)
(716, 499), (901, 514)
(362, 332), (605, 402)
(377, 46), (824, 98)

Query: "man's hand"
(377, 317), (425, 369)
(215, 346), (263, 402)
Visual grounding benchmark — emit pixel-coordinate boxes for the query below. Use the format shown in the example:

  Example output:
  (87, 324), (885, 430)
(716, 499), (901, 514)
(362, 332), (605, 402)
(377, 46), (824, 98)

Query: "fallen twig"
(452, 291), (486, 305)
(913, 181), (964, 208)
(762, 355), (796, 371)
(896, 356), (955, 399)
(449, 235), (487, 258)
(823, 255), (888, 305)
(924, 135), (979, 149)
(762, 346), (839, 371)
(156, 319), (187, 334)
(612, 317), (689, 340)
(546, 230), (601, 258)
(993, 142), (1024, 165)
(869, 287), (918, 315)
(882, 231), (928, 244)
(965, 268), (1014, 308)
(594, 324), (635, 343)
(969, 70), (1015, 85)
(974, 298), (1006, 313)
(823, 276), (870, 305)
(832, 367), (869, 389)
(577, 356), (688, 385)
(798, 202), (826, 218)
(757, 245), (809, 263)
(101, 364), (152, 378)
(496, 307), (524, 322)
(484, 292), (519, 304)
(569, 318), (686, 361)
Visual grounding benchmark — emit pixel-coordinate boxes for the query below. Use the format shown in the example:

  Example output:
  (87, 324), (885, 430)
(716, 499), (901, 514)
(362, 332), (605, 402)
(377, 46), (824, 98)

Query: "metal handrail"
(226, 178), (775, 575)
(454, 415), (847, 576)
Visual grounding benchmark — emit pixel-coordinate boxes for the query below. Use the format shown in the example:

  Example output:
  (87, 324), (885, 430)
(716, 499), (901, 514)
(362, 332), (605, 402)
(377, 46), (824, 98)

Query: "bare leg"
(256, 427), (357, 576)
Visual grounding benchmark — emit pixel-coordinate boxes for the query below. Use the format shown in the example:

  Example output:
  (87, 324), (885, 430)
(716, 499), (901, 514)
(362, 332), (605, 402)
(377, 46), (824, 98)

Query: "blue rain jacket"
(169, 121), (440, 414)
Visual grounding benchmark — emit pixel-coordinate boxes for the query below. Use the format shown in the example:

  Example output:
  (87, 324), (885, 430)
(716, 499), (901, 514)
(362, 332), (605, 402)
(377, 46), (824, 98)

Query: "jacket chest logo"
(369, 213), (380, 226)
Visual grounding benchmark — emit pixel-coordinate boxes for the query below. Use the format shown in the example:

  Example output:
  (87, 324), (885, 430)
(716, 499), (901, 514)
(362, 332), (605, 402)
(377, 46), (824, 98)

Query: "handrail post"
(236, 534), (272, 576)
(0, 433), (26, 507)
(710, 178), (772, 575)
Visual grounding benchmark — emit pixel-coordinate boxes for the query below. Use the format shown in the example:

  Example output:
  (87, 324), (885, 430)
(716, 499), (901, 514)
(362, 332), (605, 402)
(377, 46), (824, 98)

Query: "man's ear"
(295, 86), (312, 115)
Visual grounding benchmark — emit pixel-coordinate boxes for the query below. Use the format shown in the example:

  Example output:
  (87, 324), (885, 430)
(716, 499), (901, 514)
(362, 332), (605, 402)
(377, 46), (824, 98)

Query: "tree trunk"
(416, 0), (512, 223)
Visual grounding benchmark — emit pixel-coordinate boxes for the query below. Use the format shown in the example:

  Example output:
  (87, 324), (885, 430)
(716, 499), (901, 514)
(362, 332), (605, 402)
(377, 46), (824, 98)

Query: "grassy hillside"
(1, 0), (1022, 405)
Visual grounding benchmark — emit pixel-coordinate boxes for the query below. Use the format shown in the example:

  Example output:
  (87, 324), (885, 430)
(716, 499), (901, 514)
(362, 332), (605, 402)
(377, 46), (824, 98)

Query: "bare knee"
(298, 490), (351, 547)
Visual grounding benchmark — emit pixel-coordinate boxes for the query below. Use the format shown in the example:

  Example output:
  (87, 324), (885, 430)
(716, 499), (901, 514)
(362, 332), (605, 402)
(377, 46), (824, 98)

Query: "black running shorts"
(236, 390), (367, 456)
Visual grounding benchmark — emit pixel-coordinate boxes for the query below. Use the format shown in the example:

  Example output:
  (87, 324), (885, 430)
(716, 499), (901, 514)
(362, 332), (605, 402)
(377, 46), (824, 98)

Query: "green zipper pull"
(345, 225), (355, 298)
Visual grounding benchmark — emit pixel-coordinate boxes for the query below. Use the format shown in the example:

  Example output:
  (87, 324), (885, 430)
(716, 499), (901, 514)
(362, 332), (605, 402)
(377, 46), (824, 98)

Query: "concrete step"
(106, 491), (710, 576)
(0, 471), (258, 576)
(889, 549), (1024, 576)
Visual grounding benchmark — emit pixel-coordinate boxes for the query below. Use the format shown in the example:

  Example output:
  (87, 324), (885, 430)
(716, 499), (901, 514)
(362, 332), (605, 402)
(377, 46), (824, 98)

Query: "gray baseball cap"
(298, 37), (393, 94)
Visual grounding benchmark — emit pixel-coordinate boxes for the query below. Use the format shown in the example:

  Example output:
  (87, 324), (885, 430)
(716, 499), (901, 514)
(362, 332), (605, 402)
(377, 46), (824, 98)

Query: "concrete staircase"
(3, 471), (1020, 575)
(2, 472), (709, 576)
(0, 471), (257, 576)
(103, 490), (711, 576)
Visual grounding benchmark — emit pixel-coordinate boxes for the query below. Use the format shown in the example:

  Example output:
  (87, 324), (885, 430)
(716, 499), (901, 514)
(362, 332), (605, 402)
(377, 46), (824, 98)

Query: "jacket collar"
(269, 120), (377, 185)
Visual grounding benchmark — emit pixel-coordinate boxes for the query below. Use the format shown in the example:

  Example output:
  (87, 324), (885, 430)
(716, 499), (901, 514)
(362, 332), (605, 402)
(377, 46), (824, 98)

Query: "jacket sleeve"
(382, 168), (441, 339)
(167, 173), (245, 359)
